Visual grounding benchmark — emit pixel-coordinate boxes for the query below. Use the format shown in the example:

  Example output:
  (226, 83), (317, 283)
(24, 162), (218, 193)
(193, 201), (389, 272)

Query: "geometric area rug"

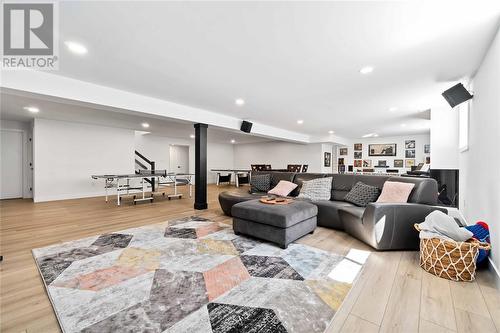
(32, 216), (368, 333)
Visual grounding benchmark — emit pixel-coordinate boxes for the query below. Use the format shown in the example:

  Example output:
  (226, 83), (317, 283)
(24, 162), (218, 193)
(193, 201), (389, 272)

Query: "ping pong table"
(91, 170), (194, 205)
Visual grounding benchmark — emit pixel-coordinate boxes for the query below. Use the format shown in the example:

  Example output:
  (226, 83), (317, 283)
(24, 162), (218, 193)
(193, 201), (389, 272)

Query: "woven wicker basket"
(414, 224), (491, 282)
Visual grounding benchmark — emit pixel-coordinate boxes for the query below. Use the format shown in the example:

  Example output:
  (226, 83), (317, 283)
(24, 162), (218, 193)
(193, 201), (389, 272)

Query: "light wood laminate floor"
(1, 185), (499, 333)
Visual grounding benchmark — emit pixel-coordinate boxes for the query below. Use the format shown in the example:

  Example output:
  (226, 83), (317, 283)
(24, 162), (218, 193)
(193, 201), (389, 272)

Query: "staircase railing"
(135, 150), (156, 191)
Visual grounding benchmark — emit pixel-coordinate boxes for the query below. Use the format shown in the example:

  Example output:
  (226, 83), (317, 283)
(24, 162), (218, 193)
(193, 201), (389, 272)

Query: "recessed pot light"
(389, 107), (398, 112)
(373, 134), (379, 137)
(65, 41), (88, 55)
(190, 134), (195, 139)
(141, 122), (150, 128)
(362, 133), (378, 138)
(401, 123), (407, 127)
(23, 106), (39, 113)
(235, 98), (245, 106)
(230, 139), (236, 144)
(359, 66), (374, 74)
(328, 130), (335, 134)
(297, 120), (304, 125)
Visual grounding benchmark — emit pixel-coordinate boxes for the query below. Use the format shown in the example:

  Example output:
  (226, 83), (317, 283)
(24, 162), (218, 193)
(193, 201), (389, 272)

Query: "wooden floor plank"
(340, 314), (379, 333)
(379, 252), (422, 333)
(1, 184), (498, 333)
(350, 251), (402, 325)
(420, 271), (457, 331)
(419, 319), (456, 333)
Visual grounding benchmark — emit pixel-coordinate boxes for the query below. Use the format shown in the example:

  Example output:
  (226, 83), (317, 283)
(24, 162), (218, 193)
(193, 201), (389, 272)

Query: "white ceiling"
(4, 1), (500, 139)
(0, 91), (271, 145)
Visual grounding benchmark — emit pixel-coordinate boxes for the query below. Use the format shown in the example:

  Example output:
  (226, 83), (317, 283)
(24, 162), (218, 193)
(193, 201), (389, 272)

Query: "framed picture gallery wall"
(368, 143), (397, 156)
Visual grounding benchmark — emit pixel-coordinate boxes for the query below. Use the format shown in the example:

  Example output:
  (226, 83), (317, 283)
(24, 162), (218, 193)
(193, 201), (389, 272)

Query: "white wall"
(0, 119), (33, 198)
(135, 133), (234, 184)
(338, 134), (430, 171)
(233, 142), (323, 172)
(431, 107), (459, 169)
(33, 119), (135, 202)
(459, 26), (500, 272)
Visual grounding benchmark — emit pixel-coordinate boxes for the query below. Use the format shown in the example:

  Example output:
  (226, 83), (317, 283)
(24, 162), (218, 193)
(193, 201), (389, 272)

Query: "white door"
(169, 145), (189, 173)
(1, 130), (23, 199)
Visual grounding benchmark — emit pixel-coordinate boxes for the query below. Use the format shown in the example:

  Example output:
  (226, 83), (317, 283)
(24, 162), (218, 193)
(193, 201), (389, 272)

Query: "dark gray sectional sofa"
(218, 171), (446, 250)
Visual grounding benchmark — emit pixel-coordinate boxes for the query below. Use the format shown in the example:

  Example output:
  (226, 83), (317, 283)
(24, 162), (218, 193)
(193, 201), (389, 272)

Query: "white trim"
(488, 257), (500, 282)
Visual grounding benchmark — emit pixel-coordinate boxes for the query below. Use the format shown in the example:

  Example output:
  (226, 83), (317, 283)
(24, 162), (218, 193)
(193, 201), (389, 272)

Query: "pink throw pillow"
(376, 181), (415, 203)
(268, 180), (298, 197)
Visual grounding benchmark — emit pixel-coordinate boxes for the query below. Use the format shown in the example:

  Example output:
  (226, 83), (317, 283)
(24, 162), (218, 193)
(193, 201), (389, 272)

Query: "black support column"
(194, 123), (208, 210)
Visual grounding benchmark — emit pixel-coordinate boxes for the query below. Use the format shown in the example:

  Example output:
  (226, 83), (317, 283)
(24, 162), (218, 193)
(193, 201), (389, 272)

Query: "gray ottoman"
(231, 199), (318, 249)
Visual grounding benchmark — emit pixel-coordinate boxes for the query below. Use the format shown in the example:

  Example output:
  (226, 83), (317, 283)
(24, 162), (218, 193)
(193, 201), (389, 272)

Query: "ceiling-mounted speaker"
(240, 120), (253, 133)
(442, 83), (473, 108)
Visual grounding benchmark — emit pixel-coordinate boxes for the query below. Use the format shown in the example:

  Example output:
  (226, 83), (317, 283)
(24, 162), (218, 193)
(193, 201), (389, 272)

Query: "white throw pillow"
(297, 177), (333, 201)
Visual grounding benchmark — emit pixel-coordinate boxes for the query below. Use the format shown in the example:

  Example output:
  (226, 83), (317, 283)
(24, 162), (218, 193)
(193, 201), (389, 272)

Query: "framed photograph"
(405, 159), (415, 168)
(338, 157), (345, 165)
(368, 143), (397, 156)
(324, 152), (331, 167)
(354, 160), (362, 167)
(354, 151), (362, 159)
(394, 159), (403, 168)
(339, 148), (348, 156)
(363, 159), (372, 167)
(377, 160), (387, 167)
(424, 144), (430, 154)
(354, 143), (362, 151)
(425, 156), (430, 164)
(405, 140), (415, 149)
(405, 149), (415, 158)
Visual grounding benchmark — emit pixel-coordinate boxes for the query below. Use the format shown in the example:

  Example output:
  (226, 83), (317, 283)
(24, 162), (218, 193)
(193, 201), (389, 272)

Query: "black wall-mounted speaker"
(240, 121), (253, 133)
(442, 83), (473, 108)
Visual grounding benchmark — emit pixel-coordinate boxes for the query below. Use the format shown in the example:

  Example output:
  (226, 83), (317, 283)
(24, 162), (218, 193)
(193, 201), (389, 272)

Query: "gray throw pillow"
(297, 177), (333, 201)
(344, 181), (380, 207)
(250, 174), (271, 193)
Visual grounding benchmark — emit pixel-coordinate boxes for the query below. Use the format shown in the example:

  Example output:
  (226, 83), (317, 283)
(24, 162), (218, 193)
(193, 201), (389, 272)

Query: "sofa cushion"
(268, 180), (298, 197)
(250, 174), (271, 193)
(231, 200), (318, 228)
(331, 174), (356, 201)
(291, 173), (326, 196)
(377, 181), (415, 203)
(388, 176), (438, 205)
(340, 205), (365, 219)
(344, 181), (380, 207)
(270, 172), (296, 188)
(298, 177), (333, 201)
(314, 200), (354, 229)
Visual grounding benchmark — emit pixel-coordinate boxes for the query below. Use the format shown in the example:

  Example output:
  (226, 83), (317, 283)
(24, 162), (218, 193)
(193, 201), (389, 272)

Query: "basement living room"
(1, 2), (499, 333)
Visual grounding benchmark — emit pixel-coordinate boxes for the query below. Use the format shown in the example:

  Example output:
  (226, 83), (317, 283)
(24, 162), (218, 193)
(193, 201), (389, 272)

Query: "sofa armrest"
(362, 203), (447, 250)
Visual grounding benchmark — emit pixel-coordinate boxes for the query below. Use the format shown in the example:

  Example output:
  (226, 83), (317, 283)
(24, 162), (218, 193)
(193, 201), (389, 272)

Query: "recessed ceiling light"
(297, 120), (304, 125)
(373, 134), (379, 137)
(359, 66), (374, 74)
(141, 122), (150, 128)
(328, 130), (334, 134)
(362, 133), (378, 138)
(230, 139), (236, 144)
(235, 98), (245, 106)
(401, 123), (407, 127)
(389, 107), (398, 112)
(23, 106), (39, 113)
(190, 134), (195, 139)
(65, 41), (88, 55)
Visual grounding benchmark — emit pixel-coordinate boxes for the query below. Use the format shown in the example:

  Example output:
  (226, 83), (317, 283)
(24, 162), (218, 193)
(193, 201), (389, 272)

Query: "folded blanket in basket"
(418, 210), (473, 242)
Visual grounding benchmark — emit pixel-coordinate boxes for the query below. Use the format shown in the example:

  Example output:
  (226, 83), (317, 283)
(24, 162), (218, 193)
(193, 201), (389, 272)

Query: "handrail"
(134, 150), (156, 191)
(135, 150), (153, 165)
(135, 159), (148, 170)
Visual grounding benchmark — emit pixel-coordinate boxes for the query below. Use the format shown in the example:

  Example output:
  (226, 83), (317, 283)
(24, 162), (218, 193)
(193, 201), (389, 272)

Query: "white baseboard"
(488, 257), (500, 283)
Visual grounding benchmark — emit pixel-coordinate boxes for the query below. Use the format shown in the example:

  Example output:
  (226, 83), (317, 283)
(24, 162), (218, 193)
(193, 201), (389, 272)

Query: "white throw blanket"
(418, 210), (473, 242)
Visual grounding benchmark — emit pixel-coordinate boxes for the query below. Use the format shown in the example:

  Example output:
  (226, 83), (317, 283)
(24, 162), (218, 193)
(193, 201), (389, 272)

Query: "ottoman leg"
(281, 244), (288, 249)
(309, 229), (315, 234)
